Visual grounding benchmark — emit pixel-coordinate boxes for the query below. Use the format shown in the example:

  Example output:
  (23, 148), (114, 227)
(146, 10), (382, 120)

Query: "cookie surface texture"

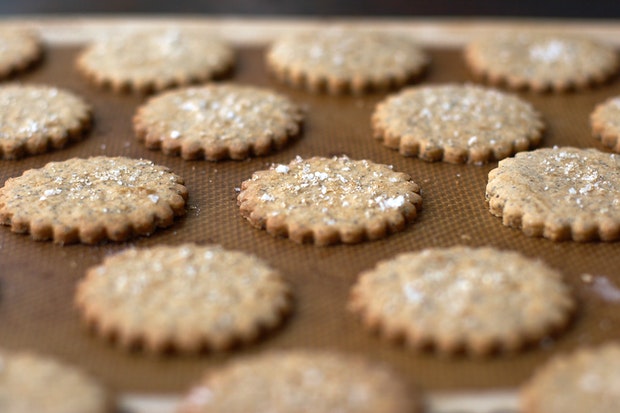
(266, 29), (428, 94)
(486, 147), (620, 241)
(133, 84), (304, 160)
(0, 349), (111, 413)
(349, 246), (574, 356)
(75, 244), (291, 352)
(76, 28), (234, 93)
(177, 350), (420, 413)
(0, 28), (42, 79)
(0, 156), (187, 244)
(521, 344), (620, 413)
(465, 33), (619, 92)
(237, 156), (423, 245)
(591, 95), (620, 152)
(372, 84), (544, 164)
(0, 84), (92, 159)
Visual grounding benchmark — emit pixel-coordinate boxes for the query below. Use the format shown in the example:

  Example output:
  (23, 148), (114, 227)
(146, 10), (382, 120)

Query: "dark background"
(0, 0), (619, 18)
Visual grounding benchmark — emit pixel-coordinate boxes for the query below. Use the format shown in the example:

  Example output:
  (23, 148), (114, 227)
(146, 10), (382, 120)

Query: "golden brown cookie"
(266, 29), (429, 94)
(0, 84), (92, 159)
(349, 247), (575, 356)
(76, 28), (234, 93)
(75, 244), (292, 353)
(591, 95), (620, 152)
(521, 344), (620, 413)
(486, 147), (620, 241)
(465, 32), (619, 92)
(0, 156), (187, 244)
(372, 84), (544, 164)
(0, 28), (42, 79)
(237, 156), (423, 245)
(177, 350), (421, 413)
(0, 349), (111, 413)
(133, 84), (304, 160)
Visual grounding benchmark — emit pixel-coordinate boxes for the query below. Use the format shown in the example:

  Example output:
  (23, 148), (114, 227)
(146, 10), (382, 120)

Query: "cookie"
(372, 84), (544, 164)
(591, 95), (620, 152)
(133, 84), (304, 160)
(0, 349), (111, 413)
(521, 344), (620, 413)
(177, 350), (420, 413)
(0, 28), (42, 79)
(266, 29), (429, 94)
(76, 28), (234, 93)
(237, 155), (423, 245)
(75, 244), (291, 353)
(486, 147), (620, 241)
(0, 156), (187, 244)
(465, 32), (619, 92)
(349, 246), (574, 356)
(0, 84), (92, 159)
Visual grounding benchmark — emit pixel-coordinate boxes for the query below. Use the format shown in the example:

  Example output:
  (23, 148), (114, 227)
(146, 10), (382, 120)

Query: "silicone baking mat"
(1, 43), (619, 400)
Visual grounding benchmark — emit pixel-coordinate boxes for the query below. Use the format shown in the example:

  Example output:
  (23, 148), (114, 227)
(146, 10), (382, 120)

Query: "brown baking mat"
(1, 44), (620, 395)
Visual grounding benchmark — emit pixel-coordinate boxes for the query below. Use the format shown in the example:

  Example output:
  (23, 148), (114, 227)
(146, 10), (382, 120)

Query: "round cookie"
(465, 33), (619, 92)
(0, 349), (111, 413)
(521, 344), (620, 413)
(372, 84), (544, 164)
(266, 29), (429, 94)
(177, 350), (420, 413)
(75, 244), (292, 353)
(591, 95), (620, 153)
(349, 247), (575, 356)
(0, 84), (92, 159)
(133, 84), (304, 160)
(0, 156), (187, 244)
(486, 147), (620, 242)
(237, 156), (423, 245)
(0, 28), (42, 79)
(76, 28), (234, 93)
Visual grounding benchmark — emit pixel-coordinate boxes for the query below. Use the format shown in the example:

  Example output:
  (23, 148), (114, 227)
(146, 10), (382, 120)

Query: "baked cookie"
(486, 147), (620, 241)
(521, 344), (620, 413)
(0, 84), (92, 159)
(237, 156), (423, 245)
(0, 28), (42, 79)
(465, 33), (619, 92)
(133, 84), (304, 160)
(0, 349), (111, 413)
(266, 29), (429, 94)
(0, 156), (187, 244)
(591, 95), (620, 152)
(75, 244), (292, 353)
(76, 28), (234, 93)
(349, 247), (574, 356)
(177, 350), (420, 413)
(372, 84), (544, 164)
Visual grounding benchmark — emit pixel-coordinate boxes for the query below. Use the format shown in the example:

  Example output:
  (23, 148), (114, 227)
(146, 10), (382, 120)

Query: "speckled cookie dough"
(76, 28), (234, 93)
(591, 96), (620, 153)
(372, 84), (544, 164)
(177, 350), (421, 413)
(75, 244), (292, 353)
(0, 349), (111, 413)
(237, 156), (423, 245)
(0, 28), (42, 79)
(0, 156), (187, 244)
(266, 29), (429, 94)
(521, 344), (620, 413)
(0, 84), (92, 159)
(349, 246), (575, 356)
(486, 147), (620, 241)
(133, 84), (304, 160)
(465, 33), (619, 92)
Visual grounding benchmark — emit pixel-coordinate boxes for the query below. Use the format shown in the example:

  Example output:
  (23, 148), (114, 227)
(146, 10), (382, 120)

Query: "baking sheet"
(1, 38), (620, 405)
